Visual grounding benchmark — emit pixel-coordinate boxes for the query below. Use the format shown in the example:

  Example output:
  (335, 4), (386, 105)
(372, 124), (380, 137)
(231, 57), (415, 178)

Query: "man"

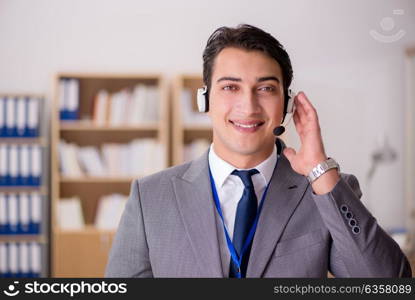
(106, 24), (412, 277)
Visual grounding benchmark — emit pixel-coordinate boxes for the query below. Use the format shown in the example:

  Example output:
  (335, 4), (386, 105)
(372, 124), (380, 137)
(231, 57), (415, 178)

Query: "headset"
(196, 86), (296, 136)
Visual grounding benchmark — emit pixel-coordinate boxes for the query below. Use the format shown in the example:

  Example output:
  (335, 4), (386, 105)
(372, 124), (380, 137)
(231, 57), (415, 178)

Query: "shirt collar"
(208, 143), (277, 188)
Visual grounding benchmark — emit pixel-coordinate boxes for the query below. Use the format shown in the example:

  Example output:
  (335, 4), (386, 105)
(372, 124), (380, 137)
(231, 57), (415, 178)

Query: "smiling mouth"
(229, 120), (265, 131)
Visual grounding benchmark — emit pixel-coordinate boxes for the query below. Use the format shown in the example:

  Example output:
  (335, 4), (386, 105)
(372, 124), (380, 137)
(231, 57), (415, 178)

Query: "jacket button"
(352, 226), (360, 234)
(340, 204), (348, 213)
(349, 218), (357, 227)
(345, 211), (353, 219)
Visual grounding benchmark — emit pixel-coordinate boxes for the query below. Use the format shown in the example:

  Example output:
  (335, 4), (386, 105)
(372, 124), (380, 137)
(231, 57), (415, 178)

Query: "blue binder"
(59, 78), (79, 121)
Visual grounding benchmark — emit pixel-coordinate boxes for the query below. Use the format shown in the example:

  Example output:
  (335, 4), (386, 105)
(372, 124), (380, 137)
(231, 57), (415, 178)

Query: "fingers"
(293, 109), (303, 133)
(296, 92), (318, 122)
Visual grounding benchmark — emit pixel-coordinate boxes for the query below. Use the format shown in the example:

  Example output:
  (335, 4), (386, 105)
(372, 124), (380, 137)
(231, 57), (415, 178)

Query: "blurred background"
(0, 0), (414, 277)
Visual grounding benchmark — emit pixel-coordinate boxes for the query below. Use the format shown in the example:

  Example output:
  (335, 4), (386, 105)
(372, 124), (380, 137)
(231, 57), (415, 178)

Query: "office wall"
(0, 0), (414, 230)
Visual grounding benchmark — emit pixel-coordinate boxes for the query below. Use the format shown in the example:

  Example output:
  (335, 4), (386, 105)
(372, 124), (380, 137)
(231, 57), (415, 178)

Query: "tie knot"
(231, 169), (259, 188)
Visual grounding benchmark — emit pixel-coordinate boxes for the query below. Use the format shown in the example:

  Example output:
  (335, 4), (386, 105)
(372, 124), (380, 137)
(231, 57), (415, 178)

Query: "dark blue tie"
(229, 169), (259, 278)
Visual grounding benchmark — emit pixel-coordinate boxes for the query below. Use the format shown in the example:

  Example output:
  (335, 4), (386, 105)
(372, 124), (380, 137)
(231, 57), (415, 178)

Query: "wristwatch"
(306, 157), (340, 183)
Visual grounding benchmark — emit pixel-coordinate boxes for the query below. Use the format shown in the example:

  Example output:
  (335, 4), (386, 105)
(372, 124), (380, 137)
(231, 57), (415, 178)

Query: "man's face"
(207, 47), (284, 164)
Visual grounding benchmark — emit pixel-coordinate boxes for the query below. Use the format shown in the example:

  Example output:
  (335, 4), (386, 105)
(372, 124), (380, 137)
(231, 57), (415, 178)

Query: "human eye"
(258, 85), (276, 92)
(222, 84), (238, 91)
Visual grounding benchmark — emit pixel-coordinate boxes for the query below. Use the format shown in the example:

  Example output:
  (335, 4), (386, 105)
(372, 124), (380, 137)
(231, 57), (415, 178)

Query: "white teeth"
(233, 122), (260, 128)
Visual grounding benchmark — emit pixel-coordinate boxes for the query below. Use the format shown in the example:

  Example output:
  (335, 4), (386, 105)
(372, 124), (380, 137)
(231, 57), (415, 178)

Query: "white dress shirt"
(208, 144), (278, 240)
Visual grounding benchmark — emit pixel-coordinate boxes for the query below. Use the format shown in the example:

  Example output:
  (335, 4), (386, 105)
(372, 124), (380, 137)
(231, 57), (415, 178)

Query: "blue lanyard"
(208, 167), (271, 278)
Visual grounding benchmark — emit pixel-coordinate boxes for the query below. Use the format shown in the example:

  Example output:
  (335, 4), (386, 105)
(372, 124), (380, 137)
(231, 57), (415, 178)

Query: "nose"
(235, 90), (261, 115)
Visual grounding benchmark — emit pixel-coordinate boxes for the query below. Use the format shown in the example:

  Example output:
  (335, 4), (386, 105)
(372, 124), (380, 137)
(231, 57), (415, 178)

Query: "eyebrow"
(216, 76), (280, 84)
(257, 76), (280, 84)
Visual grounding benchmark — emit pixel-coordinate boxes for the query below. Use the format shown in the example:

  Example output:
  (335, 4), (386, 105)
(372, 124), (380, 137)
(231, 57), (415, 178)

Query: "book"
(92, 90), (110, 126)
(59, 138), (166, 177)
(57, 197), (85, 230)
(95, 194), (127, 230)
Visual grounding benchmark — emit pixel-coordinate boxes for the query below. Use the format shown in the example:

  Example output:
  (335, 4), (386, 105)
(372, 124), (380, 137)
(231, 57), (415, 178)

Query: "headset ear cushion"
(197, 86), (209, 113)
(286, 89), (296, 114)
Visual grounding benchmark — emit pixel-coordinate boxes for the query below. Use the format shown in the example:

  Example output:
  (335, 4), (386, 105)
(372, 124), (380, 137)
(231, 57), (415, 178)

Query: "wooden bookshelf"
(51, 73), (168, 277)
(172, 75), (212, 165)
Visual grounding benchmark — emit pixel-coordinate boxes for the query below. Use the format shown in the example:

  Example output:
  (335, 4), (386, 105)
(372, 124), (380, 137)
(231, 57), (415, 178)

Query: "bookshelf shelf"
(59, 177), (138, 183)
(0, 235), (47, 244)
(0, 186), (48, 194)
(54, 225), (115, 235)
(0, 137), (46, 145)
(60, 122), (159, 132)
(51, 72), (169, 277)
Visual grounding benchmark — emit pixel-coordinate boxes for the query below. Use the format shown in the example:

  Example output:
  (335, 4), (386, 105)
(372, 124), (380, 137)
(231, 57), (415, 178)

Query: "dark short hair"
(202, 24), (293, 116)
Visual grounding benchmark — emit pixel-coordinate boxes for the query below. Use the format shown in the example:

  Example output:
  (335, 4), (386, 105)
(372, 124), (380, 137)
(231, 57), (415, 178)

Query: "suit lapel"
(246, 154), (309, 277)
(172, 151), (223, 277)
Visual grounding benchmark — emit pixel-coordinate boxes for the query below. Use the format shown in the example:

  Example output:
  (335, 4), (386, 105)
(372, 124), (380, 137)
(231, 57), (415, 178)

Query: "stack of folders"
(183, 139), (211, 162)
(59, 78), (79, 121)
(92, 84), (159, 126)
(57, 194), (127, 231)
(0, 242), (42, 277)
(95, 194), (127, 230)
(59, 138), (165, 177)
(181, 89), (210, 125)
(57, 197), (85, 230)
(0, 96), (40, 137)
(0, 144), (42, 186)
(0, 193), (42, 235)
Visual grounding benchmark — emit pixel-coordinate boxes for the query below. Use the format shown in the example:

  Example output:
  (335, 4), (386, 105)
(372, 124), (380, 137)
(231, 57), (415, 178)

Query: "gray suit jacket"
(105, 148), (412, 277)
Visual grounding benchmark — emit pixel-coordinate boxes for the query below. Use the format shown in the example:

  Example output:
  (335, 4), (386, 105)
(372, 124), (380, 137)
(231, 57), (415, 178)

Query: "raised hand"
(283, 92), (339, 194)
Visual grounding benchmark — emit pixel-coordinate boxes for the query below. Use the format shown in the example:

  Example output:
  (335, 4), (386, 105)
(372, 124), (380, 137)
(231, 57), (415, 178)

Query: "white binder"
(0, 97), (5, 135)
(27, 97), (39, 135)
(5, 96), (16, 134)
(30, 145), (42, 185)
(20, 144), (30, 185)
(9, 144), (19, 184)
(19, 193), (30, 233)
(29, 242), (41, 276)
(67, 79), (79, 112)
(0, 242), (6, 275)
(0, 193), (6, 233)
(9, 242), (18, 276)
(8, 193), (18, 233)
(30, 192), (41, 233)
(16, 97), (26, 136)
(0, 144), (7, 183)
(19, 242), (30, 276)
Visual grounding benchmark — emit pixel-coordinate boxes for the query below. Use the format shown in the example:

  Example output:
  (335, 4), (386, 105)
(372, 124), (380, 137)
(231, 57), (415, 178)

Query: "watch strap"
(307, 157), (340, 183)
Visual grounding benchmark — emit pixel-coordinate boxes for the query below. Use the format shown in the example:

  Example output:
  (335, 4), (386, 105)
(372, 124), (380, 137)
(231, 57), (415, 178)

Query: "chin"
(228, 142), (264, 156)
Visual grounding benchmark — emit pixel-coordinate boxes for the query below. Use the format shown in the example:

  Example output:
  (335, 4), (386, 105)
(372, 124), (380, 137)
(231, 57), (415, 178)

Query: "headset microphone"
(273, 126), (286, 136)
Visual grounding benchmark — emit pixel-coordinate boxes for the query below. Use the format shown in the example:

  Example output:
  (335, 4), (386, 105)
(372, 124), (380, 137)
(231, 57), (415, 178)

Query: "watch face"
(307, 158), (339, 183)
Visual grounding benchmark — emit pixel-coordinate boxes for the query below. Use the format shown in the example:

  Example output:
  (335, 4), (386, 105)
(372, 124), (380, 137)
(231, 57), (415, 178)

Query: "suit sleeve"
(105, 179), (153, 277)
(312, 174), (412, 277)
